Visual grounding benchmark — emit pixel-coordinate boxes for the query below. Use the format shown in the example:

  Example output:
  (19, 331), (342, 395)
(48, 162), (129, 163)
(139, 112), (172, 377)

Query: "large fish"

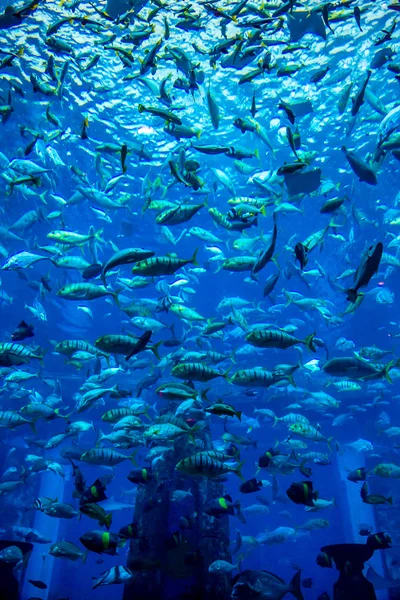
(345, 242), (383, 302)
(231, 569), (303, 600)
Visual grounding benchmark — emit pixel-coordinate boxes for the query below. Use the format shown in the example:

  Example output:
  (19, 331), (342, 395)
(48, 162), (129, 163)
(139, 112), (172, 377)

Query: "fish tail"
(271, 254), (280, 270)
(345, 288), (357, 303)
(68, 458), (77, 476)
(303, 332), (316, 353)
(95, 428), (105, 447)
(223, 368), (232, 383)
(191, 247), (199, 266)
(234, 460), (245, 481)
(189, 423), (202, 436)
(61, 410), (74, 421)
(236, 504), (246, 524)
(284, 291), (292, 307)
(286, 374), (296, 388)
(299, 461), (312, 478)
(94, 227), (104, 240)
(384, 360), (395, 384)
(150, 341), (162, 360)
(82, 551), (88, 563)
(289, 570), (304, 600)
(112, 290), (121, 308)
(326, 437), (334, 452)
(387, 496), (393, 505)
(200, 387), (210, 402)
(228, 346), (237, 364)
(130, 449), (138, 466)
(105, 512), (112, 529)
(235, 411), (242, 422)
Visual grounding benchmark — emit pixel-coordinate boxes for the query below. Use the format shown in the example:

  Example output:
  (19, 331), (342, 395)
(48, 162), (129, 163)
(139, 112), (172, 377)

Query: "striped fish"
(171, 362), (229, 382)
(81, 448), (137, 466)
(176, 453), (245, 480)
(246, 329), (316, 352)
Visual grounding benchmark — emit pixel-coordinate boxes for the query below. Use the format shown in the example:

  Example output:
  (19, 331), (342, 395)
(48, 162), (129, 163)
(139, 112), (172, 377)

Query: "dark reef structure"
(123, 411), (232, 600)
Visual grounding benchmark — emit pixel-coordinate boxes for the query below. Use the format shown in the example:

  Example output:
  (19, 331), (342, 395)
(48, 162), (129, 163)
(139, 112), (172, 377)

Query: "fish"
(231, 569), (303, 600)
(49, 541), (87, 562)
(92, 565), (133, 589)
(176, 454), (245, 480)
(79, 502), (112, 529)
(80, 530), (126, 555)
(286, 481), (319, 507)
(11, 320), (34, 341)
(345, 242), (383, 302)
(101, 248), (155, 285)
(209, 559), (237, 574)
(341, 147), (378, 185)
(366, 565), (400, 589)
(347, 467), (368, 482)
(81, 448), (136, 467)
(360, 482), (392, 505)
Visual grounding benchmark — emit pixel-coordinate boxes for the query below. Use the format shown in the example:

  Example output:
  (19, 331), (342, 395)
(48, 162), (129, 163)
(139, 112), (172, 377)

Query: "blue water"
(0, 1), (400, 599)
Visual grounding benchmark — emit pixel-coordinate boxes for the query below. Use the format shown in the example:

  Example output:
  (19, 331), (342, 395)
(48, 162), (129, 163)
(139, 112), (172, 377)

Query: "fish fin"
(235, 460), (246, 481)
(150, 340), (162, 360)
(299, 461), (312, 478)
(112, 289), (121, 308)
(286, 374), (296, 388)
(61, 410), (74, 420)
(289, 570), (304, 600)
(130, 450), (138, 466)
(191, 247), (199, 266)
(236, 505), (246, 524)
(284, 290), (293, 307)
(200, 387), (210, 402)
(105, 512), (112, 529)
(303, 332), (316, 353)
(345, 287), (357, 303)
(223, 368), (231, 382)
(95, 428), (105, 447)
(384, 360), (395, 383)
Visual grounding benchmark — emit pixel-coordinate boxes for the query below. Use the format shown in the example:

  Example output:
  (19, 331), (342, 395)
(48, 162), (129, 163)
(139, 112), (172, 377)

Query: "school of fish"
(0, 0), (400, 598)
